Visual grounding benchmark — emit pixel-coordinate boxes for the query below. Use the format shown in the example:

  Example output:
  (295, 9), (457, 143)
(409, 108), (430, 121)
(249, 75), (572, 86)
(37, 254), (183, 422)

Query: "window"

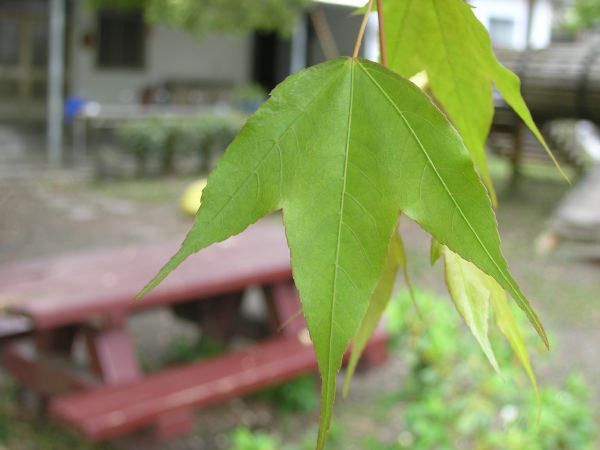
(0, 14), (47, 102)
(0, 18), (19, 65)
(488, 17), (515, 48)
(97, 9), (145, 69)
(31, 19), (48, 67)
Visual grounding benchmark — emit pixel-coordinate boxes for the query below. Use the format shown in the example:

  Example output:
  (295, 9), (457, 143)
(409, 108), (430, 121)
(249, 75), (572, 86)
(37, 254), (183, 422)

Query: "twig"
(376, 0), (388, 66)
(352, 0), (374, 59)
(277, 307), (303, 333)
(310, 8), (340, 60)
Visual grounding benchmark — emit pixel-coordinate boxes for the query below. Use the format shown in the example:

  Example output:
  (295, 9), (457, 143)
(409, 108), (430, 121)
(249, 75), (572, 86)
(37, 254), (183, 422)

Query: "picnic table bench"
(0, 220), (388, 441)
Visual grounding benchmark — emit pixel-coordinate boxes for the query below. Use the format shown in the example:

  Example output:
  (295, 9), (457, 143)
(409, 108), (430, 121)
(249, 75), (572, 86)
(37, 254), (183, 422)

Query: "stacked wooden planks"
(495, 37), (600, 124)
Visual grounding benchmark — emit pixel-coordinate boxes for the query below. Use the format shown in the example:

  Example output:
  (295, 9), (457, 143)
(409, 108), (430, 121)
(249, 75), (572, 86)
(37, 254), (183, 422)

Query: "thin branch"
(376, 0), (388, 66)
(277, 307), (303, 333)
(352, 0), (374, 59)
(310, 8), (340, 59)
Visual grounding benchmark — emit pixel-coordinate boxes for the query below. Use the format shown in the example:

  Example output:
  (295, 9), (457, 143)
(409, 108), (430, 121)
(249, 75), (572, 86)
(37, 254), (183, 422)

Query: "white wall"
(470, 0), (553, 50)
(69, 5), (253, 104)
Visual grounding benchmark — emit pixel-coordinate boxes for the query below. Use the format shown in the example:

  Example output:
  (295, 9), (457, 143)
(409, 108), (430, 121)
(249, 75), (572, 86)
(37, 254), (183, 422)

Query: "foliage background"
(86, 0), (313, 36)
(564, 0), (600, 31)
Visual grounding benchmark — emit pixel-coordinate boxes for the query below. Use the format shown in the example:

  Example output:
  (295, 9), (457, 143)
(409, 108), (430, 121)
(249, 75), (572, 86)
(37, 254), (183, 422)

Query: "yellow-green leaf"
(430, 237), (442, 265)
(487, 277), (539, 395)
(384, 0), (569, 206)
(443, 247), (499, 372)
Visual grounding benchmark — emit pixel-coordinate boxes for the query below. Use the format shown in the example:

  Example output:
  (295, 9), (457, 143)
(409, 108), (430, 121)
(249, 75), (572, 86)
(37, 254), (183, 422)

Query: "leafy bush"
(228, 427), (282, 450)
(116, 113), (245, 176)
(252, 375), (318, 414)
(89, 0), (311, 37)
(228, 423), (344, 450)
(116, 118), (167, 176)
(379, 289), (597, 450)
(562, 0), (600, 32)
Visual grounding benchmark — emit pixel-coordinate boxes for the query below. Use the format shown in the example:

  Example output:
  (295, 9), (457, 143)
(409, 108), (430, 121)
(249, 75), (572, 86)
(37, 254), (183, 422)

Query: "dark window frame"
(96, 8), (146, 70)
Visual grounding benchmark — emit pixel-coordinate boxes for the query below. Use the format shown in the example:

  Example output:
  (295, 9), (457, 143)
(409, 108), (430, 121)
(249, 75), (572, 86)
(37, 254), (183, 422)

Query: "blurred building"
(0, 0), (573, 162)
(470, 0), (554, 49)
(0, 0), (253, 125)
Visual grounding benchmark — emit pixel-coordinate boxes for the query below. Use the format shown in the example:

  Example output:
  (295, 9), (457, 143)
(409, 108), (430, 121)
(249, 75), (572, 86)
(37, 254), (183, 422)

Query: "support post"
(525, 0), (536, 50)
(290, 14), (308, 74)
(47, 0), (65, 165)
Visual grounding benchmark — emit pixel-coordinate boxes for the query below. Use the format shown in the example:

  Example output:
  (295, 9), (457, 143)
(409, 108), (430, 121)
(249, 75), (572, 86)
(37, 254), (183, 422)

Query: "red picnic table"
(0, 219), (387, 441)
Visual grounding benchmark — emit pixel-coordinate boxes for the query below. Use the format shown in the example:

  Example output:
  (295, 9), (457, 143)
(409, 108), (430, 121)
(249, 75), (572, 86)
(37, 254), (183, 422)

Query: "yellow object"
(180, 178), (208, 215)
(410, 71), (429, 90)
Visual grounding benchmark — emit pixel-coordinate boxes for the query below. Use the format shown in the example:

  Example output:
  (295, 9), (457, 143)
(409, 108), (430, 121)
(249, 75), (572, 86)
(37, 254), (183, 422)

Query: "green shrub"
(228, 427), (282, 450)
(116, 118), (167, 175)
(189, 114), (246, 172)
(229, 422), (344, 450)
(252, 375), (318, 414)
(116, 113), (246, 176)
(380, 289), (597, 450)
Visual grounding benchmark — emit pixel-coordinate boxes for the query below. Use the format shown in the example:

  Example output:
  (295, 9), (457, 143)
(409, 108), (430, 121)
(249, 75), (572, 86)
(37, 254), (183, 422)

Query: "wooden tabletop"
(0, 220), (292, 331)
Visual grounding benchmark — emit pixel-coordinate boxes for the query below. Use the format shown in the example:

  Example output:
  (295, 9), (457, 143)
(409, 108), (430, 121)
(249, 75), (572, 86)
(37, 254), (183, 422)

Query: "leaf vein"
(344, 191), (377, 228)
(342, 219), (376, 267)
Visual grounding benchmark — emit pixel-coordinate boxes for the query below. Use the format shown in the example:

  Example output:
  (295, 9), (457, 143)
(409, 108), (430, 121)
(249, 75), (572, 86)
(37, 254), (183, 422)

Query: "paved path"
(0, 130), (188, 265)
(552, 165), (600, 243)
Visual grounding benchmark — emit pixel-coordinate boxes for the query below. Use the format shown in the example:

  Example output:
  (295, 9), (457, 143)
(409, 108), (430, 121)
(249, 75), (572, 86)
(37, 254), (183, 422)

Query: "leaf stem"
(376, 0), (387, 66)
(352, 0), (374, 59)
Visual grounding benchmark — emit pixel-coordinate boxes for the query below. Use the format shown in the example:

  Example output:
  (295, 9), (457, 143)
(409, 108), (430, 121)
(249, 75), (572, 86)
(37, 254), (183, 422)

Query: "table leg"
(266, 282), (306, 338)
(84, 324), (140, 385)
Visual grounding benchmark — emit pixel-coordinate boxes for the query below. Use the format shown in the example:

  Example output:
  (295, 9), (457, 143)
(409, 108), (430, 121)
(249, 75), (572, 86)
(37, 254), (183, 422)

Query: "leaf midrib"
(325, 59), (356, 410)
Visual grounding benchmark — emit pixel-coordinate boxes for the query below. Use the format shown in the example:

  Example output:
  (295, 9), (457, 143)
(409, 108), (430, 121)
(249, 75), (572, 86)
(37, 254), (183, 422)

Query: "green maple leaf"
(383, 0), (568, 204)
(139, 57), (545, 449)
